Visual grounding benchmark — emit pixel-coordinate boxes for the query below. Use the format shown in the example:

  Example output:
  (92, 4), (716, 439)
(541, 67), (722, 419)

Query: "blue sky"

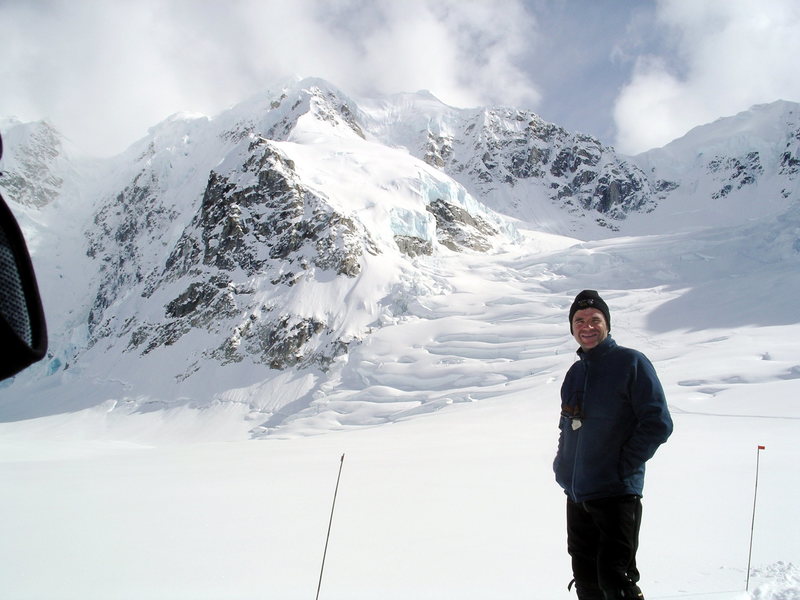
(1, 0), (798, 157)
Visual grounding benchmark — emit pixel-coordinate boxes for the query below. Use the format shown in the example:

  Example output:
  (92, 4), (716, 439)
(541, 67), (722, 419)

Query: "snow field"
(0, 371), (796, 599)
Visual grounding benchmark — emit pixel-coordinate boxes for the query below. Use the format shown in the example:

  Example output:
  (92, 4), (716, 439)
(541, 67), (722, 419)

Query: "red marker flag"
(758, 445), (766, 450)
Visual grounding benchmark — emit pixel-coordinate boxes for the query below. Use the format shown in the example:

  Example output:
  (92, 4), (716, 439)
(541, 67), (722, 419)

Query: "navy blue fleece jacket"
(554, 336), (673, 503)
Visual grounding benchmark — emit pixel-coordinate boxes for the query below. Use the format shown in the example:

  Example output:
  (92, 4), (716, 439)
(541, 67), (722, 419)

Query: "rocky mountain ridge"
(360, 98), (661, 230)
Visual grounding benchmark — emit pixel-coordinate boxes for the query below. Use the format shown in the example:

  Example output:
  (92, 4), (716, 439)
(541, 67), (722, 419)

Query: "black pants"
(566, 495), (643, 600)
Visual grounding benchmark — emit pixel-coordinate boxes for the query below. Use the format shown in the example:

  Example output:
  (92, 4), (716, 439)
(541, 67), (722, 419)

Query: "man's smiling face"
(571, 307), (608, 351)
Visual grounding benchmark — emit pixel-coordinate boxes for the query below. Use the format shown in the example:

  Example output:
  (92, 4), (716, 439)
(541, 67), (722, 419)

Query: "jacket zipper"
(569, 357), (590, 502)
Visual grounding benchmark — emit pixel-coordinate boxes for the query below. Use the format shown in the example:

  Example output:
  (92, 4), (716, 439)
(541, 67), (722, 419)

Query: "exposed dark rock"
(427, 199), (497, 252)
(395, 235), (433, 257)
(424, 108), (657, 228)
(709, 152), (763, 199)
(107, 138), (380, 367)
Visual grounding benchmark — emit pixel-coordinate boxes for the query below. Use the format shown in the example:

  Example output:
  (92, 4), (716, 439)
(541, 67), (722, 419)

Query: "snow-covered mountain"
(0, 117), (77, 208)
(0, 79), (798, 435)
(631, 100), (800, 231)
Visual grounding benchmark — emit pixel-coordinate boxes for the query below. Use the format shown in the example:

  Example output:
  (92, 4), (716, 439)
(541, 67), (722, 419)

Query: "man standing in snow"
(554, 290), (673, 600)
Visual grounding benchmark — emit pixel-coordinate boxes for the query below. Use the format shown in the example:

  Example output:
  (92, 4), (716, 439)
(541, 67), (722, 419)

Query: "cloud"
(0, 0), (540, 157)
(350, 0), (541, 110)
(613, 0), (800, 154)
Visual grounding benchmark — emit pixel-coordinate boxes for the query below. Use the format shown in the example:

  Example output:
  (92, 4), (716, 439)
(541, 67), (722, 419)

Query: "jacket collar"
(577, 335), (616, 361)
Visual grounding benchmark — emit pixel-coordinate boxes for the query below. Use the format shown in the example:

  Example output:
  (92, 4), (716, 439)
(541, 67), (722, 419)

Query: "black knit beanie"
(569, 290), (610, 333)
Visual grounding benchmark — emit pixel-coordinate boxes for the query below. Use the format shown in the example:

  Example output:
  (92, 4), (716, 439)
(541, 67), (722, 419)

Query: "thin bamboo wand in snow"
(746, 444), (765, 591)
(315, 453), (345, 600)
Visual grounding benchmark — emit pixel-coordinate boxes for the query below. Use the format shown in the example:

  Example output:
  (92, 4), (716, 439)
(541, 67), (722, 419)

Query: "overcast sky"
(1, 0), (799, 157)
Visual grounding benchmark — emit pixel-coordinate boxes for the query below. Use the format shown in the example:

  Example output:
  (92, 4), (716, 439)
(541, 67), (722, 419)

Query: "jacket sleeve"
(619, 353), (673, 476)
